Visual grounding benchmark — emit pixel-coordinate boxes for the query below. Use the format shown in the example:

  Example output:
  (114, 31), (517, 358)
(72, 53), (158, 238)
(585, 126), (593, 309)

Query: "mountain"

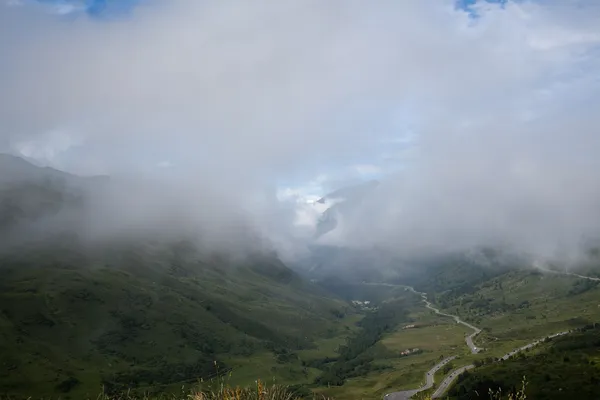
(392, 248), (523, 294)
(0, 156), (355, 399)
(292, 180), (396, 285)
(0, 154), (112, 243)
(0, 153), (109, 188)
(0, 154), (69, 185)
(314, 180), (379, 239)
(294, 244), (404, 283)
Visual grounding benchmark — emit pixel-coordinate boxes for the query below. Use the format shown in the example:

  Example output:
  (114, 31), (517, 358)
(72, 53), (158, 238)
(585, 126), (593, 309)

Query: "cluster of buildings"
(400, 348), (420, 356)
(351, 300), (375, 310)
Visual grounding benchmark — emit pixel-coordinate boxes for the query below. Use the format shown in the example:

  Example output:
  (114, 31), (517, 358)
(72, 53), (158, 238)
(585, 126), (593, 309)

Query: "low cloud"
(1, 1), (600, 263)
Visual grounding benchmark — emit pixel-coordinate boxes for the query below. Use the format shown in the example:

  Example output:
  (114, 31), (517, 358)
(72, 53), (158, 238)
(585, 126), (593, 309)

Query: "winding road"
(384, 356), (456, 400)
(399, 286), (482, 354)
(431, 364), (474, 398)
(430, 330), (570, 398)
(569, 273), (600, 281)
(383, 286), (482, 399)
(426, 265), (597, 399)
(374, 282), (576, 399)
(534, 264), (600, 282)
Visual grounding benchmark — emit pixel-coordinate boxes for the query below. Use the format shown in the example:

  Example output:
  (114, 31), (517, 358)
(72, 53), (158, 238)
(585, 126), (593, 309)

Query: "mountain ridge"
(0, 153), (110, 186)
(314, 180), (379, 239)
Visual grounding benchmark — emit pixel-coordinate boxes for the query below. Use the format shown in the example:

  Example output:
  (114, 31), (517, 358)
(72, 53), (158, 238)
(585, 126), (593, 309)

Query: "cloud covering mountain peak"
(2, 0), (600, 262)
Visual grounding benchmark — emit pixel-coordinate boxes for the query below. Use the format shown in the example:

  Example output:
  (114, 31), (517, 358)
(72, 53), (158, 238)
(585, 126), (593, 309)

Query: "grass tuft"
(88, 381), (331, 400)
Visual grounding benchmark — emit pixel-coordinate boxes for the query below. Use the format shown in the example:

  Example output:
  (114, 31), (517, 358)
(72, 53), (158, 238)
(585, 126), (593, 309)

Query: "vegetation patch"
(447, 324), (600, 399)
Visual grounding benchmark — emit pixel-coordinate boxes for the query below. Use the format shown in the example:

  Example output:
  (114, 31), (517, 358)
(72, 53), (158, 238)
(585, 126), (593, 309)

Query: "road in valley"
(431, 364), (474, 398)
(499, 330), (570, 361)
(568, 273), (600, 281)
(377, 284), (482, 399)
(430, 265), (594, 398)
(532, 262), (600, 282)
(384, 356), (456, 400)
(421, 295), (482, 354)
(430, 330), (571, 399)
(397, 285), (482, 354)
(365, 283), (572, 399)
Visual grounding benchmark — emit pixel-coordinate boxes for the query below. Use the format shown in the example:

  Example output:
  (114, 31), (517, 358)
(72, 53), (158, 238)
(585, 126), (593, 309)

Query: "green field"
(438, 270), (600, 349)
(409, 266), (600, 399)
(315, 265), (600, 400)
(313, 295), (470, 400)
(4, 256), (600, 400)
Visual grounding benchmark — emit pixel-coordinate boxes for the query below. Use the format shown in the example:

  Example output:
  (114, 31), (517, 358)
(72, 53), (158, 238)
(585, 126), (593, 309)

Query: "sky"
(2, 0), (600, 261)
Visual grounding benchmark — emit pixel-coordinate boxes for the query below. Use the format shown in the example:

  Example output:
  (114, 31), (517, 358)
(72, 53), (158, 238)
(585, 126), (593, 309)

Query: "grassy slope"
(314, 291), (472, 400)
(393, 254), (600, 355)
(447, 325), (600, 399)
(398, 251), (515, 295)
(0, 244), (358, 399)
(400, 263), (600, 399)
(307, 295), (418, 400)
(436, 269), (600, 354)
(326, 259), (600, 399)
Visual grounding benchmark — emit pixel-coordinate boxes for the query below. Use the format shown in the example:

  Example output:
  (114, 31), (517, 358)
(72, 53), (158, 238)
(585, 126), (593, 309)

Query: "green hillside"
(447, 324), (600, 399)
(3, 155), (600, 400)
(430, 268), (600, 350)
(305, 253), (600, 400)
(0, 242), (357, 399)
(0, 156), (358, 399)
(397, 250), (519, 295)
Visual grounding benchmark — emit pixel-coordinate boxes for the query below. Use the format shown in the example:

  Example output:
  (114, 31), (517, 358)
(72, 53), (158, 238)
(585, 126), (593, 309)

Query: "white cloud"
(5, 0), (24, 7)
(276, 183), (328, 232)
(157, 160), (172, 168)
(352, 164), (381, 178)
(10, 128), (81, 168)
(1, 0), (600, 260)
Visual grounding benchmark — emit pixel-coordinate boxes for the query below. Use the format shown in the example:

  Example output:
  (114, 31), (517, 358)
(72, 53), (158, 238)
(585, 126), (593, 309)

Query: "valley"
(311, 262), (600, 400)
(3, 232), (600, 400)
(2, 155), (600, 400)
(3, 1), (600, 399)
(3, 240), (600, 400)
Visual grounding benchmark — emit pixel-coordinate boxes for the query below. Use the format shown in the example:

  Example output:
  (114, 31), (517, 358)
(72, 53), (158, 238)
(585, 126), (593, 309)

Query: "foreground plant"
(89, 380), (331, 400)
(487, 376), (527, 400)
(187, 380), (300, 400)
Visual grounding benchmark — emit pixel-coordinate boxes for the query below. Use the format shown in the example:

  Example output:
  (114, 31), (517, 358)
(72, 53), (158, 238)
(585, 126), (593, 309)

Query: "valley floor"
(315, 268), (600, 400)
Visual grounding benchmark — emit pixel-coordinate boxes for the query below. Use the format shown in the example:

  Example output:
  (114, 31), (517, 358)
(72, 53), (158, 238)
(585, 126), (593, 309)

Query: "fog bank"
(1, 1), (600, 263)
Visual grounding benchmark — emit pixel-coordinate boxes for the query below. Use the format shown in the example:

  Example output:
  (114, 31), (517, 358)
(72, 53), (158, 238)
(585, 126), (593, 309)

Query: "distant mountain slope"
(0, 153), (108, 188)
(291, 180), (400, 285)
(314, 180), (378, 238)
(0, 153), (68, 185)
(0, 154), (110, 243)
(294, 244), (403, 284)
(396, 249), (521, 294)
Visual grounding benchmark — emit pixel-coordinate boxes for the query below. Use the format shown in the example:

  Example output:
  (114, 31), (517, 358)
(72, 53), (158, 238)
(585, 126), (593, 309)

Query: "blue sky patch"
(456, 0), (509, 18)
(34, 0), (142, 17)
